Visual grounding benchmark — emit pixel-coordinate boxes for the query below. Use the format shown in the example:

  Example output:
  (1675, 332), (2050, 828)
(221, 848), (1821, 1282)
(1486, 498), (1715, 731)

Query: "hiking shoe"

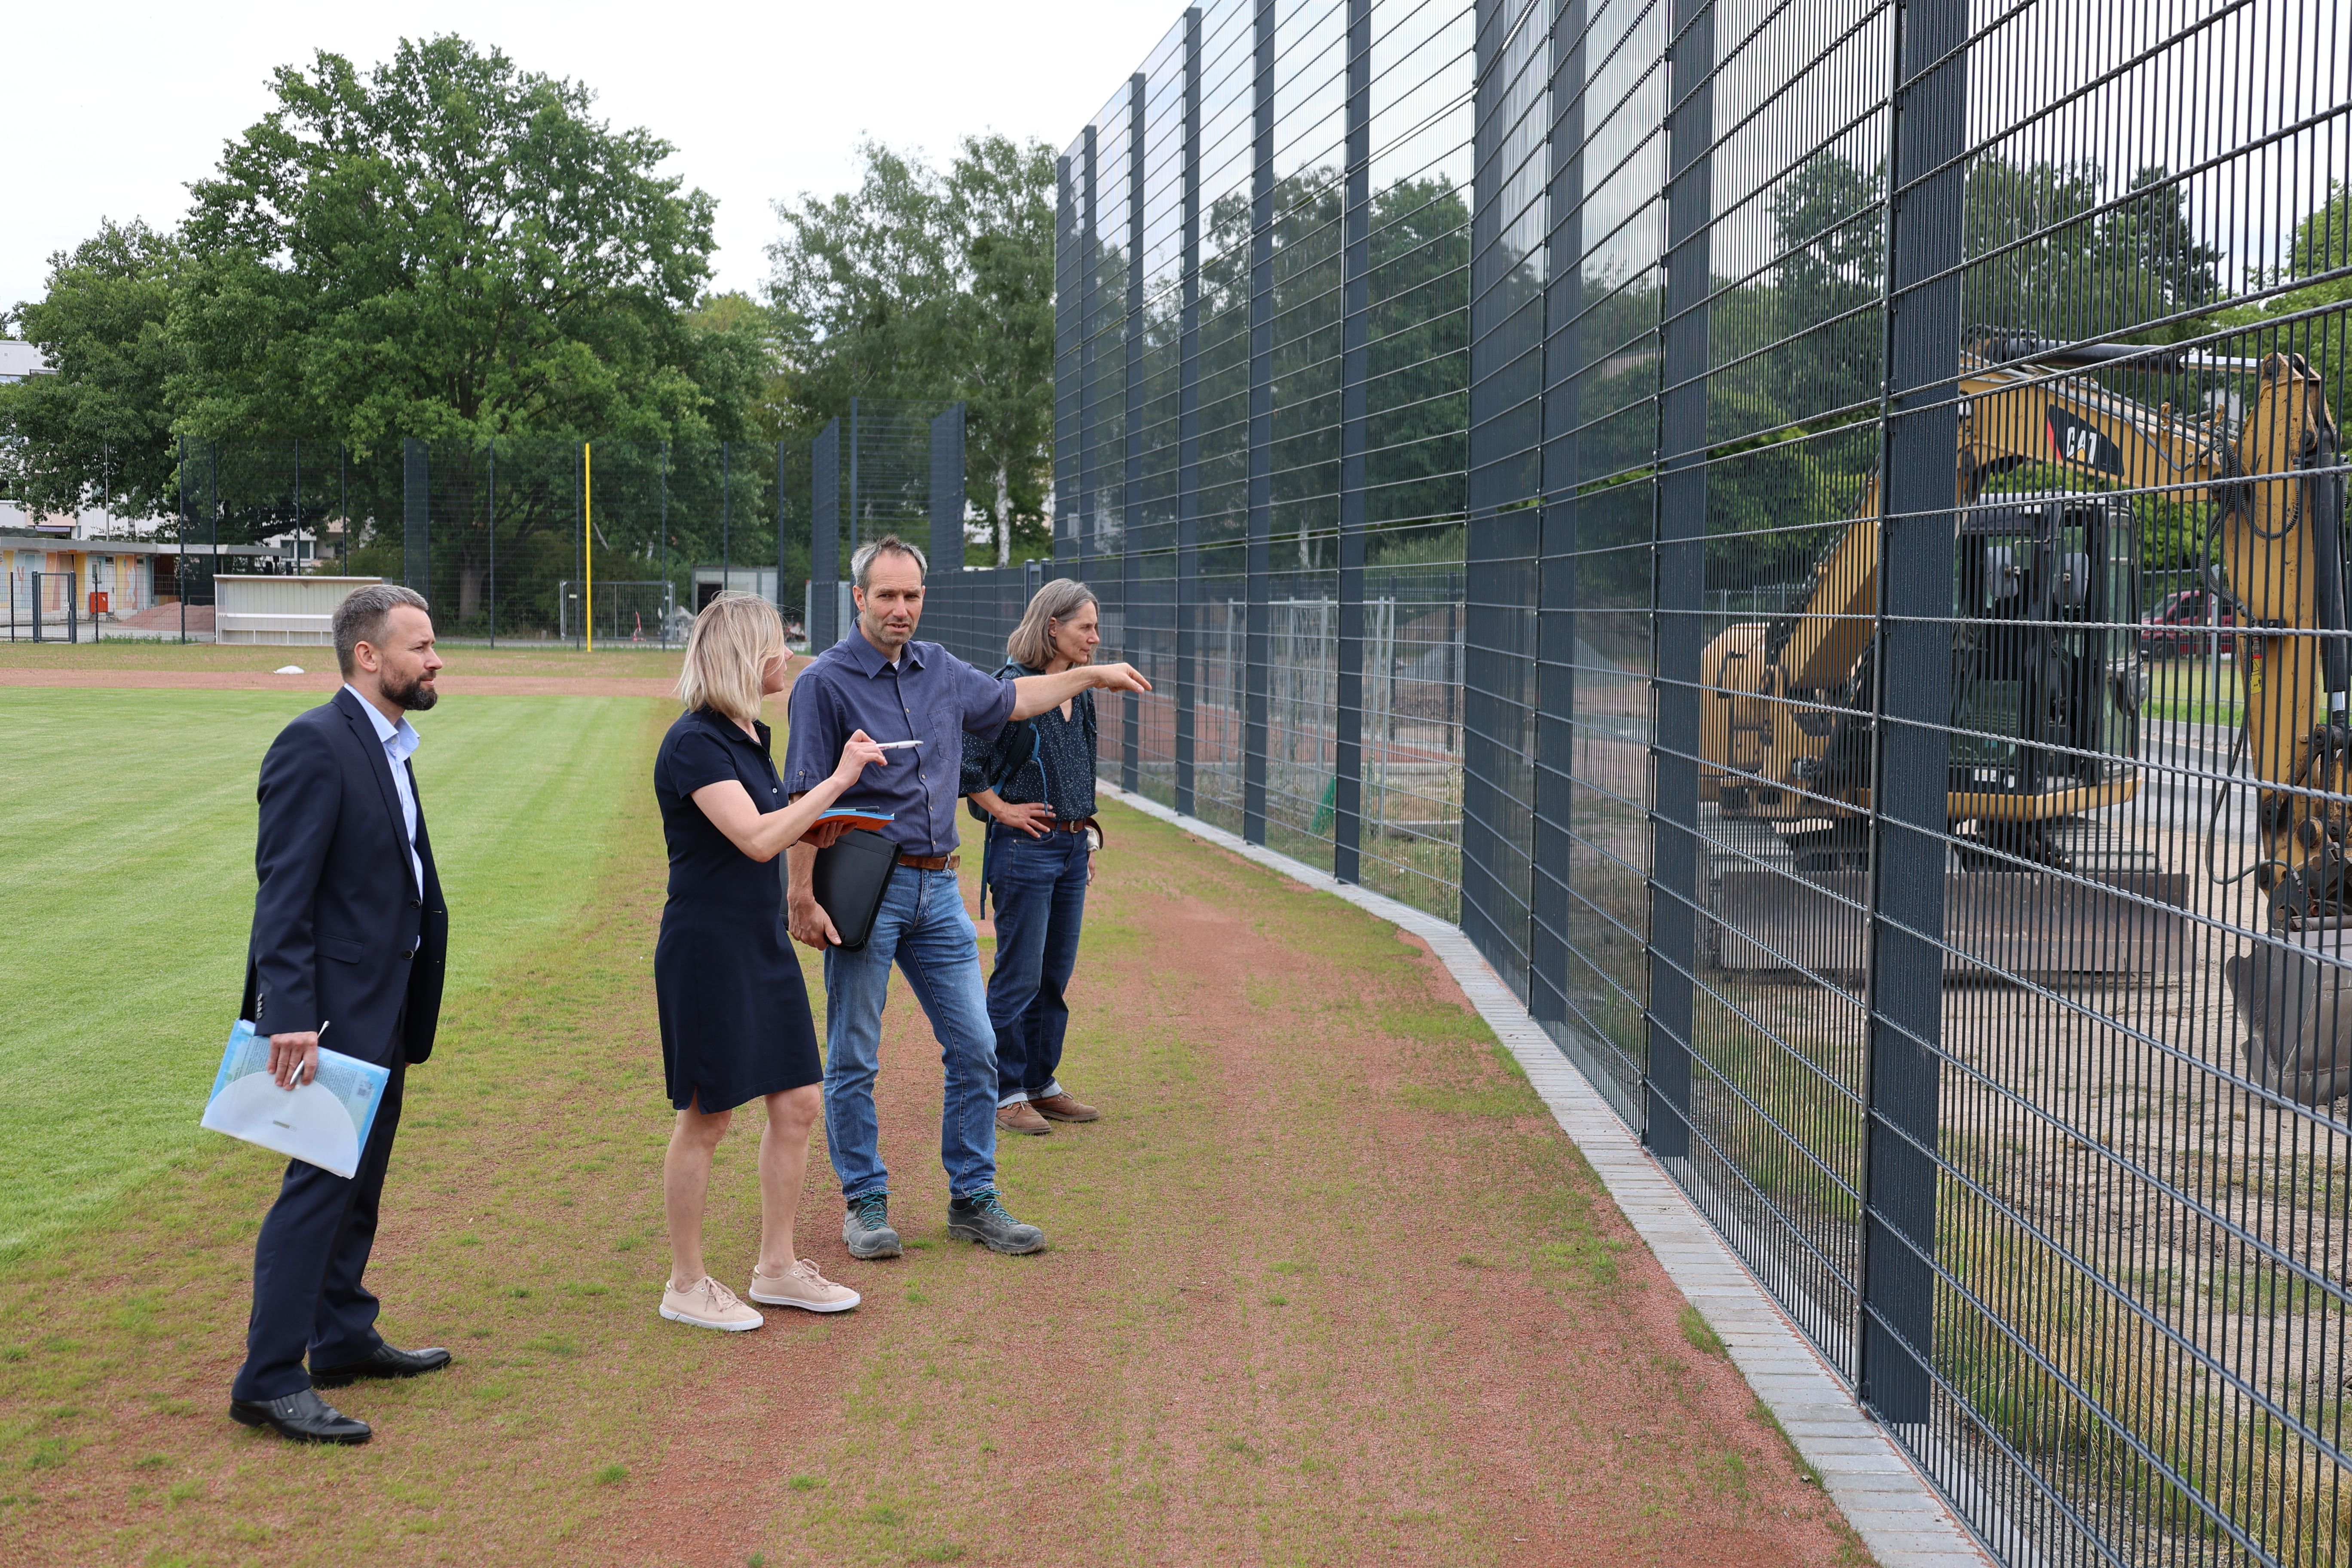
(660, 1276), (763, 1332)
(748, 1258), (862, 1314)
(946, 1190), (1047, 1255)
(842, 1193), (902, 1260)
(996, 1100), (1051, 1136)
(1033, 1091), (1099, 1123)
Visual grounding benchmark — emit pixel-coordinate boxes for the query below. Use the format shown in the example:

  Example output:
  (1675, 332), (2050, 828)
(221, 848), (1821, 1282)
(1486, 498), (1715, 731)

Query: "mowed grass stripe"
(0, 689), (657, 1259)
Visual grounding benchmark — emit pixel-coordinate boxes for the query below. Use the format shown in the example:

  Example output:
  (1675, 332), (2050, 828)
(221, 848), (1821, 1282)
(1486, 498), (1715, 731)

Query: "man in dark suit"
(228, 583), (453, 1445)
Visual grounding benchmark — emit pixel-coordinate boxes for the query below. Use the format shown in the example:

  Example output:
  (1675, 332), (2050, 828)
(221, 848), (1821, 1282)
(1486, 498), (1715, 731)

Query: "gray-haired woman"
(962, 578), (1106, 1136)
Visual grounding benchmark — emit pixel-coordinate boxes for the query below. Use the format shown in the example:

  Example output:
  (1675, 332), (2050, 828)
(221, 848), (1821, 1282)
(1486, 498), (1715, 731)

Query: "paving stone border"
(1099, 782), (1995, 1568)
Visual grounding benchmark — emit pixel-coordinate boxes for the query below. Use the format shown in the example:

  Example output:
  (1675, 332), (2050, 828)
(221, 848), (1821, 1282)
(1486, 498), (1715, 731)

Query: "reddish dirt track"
(582, 826), (1868, 1567)
(0, 668), (683, 698)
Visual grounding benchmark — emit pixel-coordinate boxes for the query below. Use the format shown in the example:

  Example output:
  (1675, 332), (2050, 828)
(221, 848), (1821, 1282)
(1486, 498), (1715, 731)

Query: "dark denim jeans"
(986, 826), (1090, 1105)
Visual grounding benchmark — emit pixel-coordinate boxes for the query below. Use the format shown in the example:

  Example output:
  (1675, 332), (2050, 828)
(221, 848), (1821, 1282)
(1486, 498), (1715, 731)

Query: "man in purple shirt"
(783, 536), (1148, 1258)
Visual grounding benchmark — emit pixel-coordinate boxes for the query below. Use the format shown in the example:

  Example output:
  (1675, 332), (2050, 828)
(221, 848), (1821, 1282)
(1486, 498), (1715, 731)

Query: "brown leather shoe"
(1033, 1091), (1100, 1123)
(996, 1100), (1051, 1136)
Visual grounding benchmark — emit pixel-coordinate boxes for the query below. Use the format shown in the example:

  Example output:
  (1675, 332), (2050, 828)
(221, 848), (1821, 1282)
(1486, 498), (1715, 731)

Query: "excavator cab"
(1949, 491), (2144, 864)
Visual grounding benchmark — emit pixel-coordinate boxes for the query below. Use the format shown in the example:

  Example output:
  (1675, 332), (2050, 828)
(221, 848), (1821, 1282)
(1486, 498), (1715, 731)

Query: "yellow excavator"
(1698, 335), (2348, 1102)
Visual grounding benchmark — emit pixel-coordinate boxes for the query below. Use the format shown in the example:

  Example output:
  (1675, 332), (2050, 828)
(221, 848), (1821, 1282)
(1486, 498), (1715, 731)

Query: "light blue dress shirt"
(343, 685), (424, 896)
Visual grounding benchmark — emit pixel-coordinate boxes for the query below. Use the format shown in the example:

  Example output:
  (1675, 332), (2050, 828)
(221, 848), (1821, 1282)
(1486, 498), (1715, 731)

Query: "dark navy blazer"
(239, 687), (450, 1066)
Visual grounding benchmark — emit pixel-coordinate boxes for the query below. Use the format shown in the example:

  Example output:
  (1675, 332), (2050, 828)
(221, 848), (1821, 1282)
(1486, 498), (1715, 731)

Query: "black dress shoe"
(310, 1342), (453, 1387)
(229, 1388), (371, 1445)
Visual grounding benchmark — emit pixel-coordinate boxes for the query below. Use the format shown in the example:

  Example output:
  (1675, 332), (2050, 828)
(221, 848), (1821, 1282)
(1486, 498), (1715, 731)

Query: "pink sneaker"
(747, 1258), (862, 1313)
(660, 1276), (764, 1331)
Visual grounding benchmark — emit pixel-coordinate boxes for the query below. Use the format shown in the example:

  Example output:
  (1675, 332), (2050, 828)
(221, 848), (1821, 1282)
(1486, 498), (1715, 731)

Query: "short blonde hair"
(1006, 578), (1099, 670)
(677, 592), (785, 727)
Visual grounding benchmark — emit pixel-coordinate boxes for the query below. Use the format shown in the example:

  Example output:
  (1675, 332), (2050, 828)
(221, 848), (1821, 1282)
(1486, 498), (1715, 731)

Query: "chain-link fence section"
(918, 3), (2352, 1565)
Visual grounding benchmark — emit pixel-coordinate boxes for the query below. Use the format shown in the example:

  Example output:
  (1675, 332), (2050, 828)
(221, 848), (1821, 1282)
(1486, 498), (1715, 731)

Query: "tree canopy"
(766, 136), (1058, 565)
(1, 36), (766, 517)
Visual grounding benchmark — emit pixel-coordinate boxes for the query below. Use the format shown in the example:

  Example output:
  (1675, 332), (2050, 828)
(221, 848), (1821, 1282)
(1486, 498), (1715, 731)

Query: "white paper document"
(200, 1020), (389, 1179)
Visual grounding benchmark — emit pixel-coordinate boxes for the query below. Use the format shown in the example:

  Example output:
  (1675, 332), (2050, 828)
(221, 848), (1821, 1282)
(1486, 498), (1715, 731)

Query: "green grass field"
(0, 689), (658, 1258)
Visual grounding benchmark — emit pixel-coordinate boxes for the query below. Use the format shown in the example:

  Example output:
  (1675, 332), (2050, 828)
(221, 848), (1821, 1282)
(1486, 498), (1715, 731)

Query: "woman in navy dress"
(653, 592), (885, 1331)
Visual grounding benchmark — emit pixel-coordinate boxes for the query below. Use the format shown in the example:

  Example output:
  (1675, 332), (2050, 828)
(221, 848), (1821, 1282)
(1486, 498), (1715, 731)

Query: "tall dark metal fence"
(922, 3), (2352, 1563)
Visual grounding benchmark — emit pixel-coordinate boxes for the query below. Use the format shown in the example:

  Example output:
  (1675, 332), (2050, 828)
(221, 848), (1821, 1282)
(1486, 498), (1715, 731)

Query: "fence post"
(1056, 152), (1082, 586)
(1242, 0), (1276, 846)
(1072, 128), (1098, 579)
(929, 403), (966, 576)
(776, 440), (790, 629)
(1122, 73), (1148, 792)
(1464, 0), (1546, 995)
(1175, 7), (1203, 818)
(487, 443), (498, 649)
(177, 436), (189, 644)
(1333, 0), (1373, 883)
(208, 443), (220, 625)
(1532, 0), (1585, 1035)
(1860, 0), (1966, 1429)
(1644, 0), (1712, 1162)
(403, 438), (430, 595)
(812, 419), (841, 649)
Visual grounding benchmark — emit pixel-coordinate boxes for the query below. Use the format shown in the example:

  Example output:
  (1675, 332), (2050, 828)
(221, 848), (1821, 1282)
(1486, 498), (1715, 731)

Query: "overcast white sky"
(5, 0), (1183, 320)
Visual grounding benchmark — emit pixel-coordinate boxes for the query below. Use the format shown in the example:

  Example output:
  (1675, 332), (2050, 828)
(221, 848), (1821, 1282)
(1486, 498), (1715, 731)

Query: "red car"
(2140, 587), (2235, 658)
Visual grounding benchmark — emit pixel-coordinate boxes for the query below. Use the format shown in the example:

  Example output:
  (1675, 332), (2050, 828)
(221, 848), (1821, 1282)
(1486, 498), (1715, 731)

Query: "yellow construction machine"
(1702, 331), (2306, 858)
(1702, 336), (2352, 1106)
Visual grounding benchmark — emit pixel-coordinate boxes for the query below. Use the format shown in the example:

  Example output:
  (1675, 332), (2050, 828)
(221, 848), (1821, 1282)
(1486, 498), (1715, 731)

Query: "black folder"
(808, 828), (898, 951)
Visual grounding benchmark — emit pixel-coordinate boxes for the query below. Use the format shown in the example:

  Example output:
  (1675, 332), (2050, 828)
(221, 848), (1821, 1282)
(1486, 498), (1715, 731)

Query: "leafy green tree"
(944, 138), (1057, 566)
(766, 136), (1057, 566)
(175, 35), (753, 447)
(0, 221), (185, 517)
(2101, 166), (2224, 322)
(3, 36), (769, 626)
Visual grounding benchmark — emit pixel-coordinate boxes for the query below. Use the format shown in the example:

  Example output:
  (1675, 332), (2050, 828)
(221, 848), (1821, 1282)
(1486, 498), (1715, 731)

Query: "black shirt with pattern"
(959, 661), (1097, 821)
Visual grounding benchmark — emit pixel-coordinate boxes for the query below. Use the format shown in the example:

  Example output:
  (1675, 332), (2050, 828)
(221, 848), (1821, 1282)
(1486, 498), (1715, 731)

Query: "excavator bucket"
(2224, 926), (2352, 1107)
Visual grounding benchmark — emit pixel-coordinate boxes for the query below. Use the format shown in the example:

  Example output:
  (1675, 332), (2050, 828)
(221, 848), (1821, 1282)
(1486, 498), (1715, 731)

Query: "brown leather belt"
(896, 852), (959, 871)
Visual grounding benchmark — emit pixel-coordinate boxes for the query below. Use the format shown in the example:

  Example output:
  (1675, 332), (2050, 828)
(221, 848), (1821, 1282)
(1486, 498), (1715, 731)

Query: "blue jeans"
(821, 864), (998, 1201)
(987, 826), (1090, 1104)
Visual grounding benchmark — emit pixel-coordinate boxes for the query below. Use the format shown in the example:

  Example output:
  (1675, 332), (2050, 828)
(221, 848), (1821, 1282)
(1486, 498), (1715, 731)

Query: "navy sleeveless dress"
(652, 708), (822, 1112)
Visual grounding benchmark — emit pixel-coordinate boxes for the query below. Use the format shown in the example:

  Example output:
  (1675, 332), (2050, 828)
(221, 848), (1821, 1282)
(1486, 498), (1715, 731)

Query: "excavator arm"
(2210, 353), (2352, 1106)
(2217, 353), (2351, 923)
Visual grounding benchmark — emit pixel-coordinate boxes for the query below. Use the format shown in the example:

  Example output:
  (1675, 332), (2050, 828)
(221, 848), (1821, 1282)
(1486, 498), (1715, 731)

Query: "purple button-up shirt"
(783, 626), (1017, 856)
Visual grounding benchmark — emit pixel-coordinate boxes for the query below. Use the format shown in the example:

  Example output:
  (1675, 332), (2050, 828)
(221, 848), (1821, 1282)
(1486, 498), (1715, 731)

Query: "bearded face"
(382, 665), (439, 711)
